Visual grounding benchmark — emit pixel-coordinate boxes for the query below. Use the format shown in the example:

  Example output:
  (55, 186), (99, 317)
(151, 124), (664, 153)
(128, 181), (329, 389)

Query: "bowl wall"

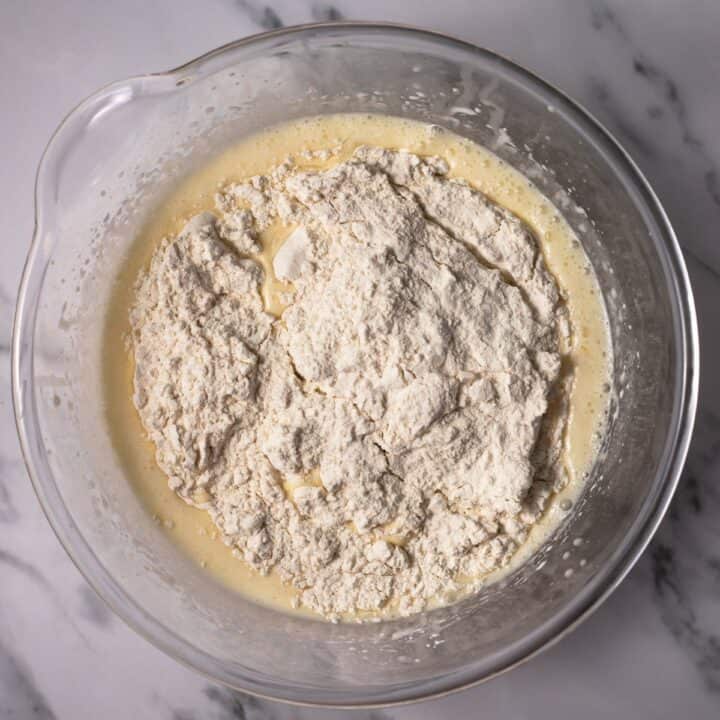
(13, 25), (697, 705)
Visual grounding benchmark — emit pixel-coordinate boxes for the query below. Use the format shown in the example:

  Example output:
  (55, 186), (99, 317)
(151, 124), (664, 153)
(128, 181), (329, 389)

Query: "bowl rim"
(12, 20), (699, 708)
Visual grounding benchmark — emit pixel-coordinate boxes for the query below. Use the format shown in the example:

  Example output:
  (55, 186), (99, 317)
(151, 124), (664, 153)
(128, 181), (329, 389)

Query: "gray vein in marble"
(203, 687), (272, 720)
(651, 541), (720, 693)
(704, 170), (720, 209)
(0, 282), (14, 354)
(587, 76), (655, 158)
(0, 638), (56, 720)
(171, 710), (197, 720)
(0, 549), (92, 647)
(201, 686), (397, 719)
(630, 55), (720, 208)
(76, 584), (114, 628)
(650, 406), (720, 692)
(311, 3), (345, 21)
(684, 245), (720, 283)
(236, 0), (284, 30)
(646, 104), (664, 120)
(0, 460), (20, 523)
(0, 548), (55, 591)
(583, 1), (720, 698)
(589, 0), (720, 216)
(675, 411), (720, 518)
(629, 55), (705, 154)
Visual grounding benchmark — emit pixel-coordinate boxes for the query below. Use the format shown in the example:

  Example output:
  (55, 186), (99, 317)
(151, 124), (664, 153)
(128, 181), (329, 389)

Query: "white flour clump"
(131, 146), (571, 619)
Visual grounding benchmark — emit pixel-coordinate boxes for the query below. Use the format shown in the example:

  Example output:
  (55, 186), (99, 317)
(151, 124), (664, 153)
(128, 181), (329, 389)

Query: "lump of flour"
(131, 146), (571, 619)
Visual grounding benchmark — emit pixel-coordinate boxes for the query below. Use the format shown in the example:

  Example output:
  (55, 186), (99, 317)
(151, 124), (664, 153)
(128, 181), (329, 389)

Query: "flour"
(130, 146), (571, 619)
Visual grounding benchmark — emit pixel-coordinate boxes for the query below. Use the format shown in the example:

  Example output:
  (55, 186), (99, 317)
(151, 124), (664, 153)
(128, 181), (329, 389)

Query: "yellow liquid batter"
(103, 114), (611, 619)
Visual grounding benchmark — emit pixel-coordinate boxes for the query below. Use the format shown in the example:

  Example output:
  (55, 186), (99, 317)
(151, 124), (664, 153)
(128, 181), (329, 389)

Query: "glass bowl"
(12, 23), (698, 706)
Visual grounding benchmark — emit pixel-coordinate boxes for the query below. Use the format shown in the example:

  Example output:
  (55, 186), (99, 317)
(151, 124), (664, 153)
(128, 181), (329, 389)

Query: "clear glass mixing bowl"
(13, 23), (698, 706)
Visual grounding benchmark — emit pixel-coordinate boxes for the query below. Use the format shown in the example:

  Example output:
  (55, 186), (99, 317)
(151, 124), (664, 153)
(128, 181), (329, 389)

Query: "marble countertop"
(1, 0), (718, 717)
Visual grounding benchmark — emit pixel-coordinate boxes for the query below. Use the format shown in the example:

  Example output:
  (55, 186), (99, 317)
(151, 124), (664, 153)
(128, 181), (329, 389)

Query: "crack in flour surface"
(130, 147), (572, 619)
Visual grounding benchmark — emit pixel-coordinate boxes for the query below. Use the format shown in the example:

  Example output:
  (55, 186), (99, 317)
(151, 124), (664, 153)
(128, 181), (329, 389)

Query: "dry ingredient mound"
(130, 146), (571, 619)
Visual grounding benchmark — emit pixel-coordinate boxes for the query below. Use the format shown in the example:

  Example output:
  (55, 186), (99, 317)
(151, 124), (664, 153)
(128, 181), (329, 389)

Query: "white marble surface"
(1, 0), (719, 717)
